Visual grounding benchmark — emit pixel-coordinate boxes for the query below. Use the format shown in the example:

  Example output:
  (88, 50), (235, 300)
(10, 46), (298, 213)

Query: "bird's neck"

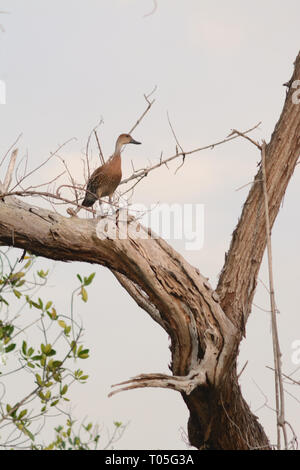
(114, 140), (123, 156)
(110, 152), (122, 173)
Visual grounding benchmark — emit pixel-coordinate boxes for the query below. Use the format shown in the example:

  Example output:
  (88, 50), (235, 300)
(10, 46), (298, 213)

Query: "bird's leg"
(67, 205), (80, 217)
(108, 195), (116, 215)
(98, 200), (104, 216)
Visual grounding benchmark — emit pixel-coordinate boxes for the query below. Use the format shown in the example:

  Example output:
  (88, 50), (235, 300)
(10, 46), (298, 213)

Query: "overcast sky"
(0, 0), (300, 449)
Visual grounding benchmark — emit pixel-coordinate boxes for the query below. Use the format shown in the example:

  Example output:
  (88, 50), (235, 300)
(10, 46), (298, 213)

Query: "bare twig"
(2, 149), (18, 193)
(228, 128), (262, 150)
(128, 86), (156, 134)
(119, 174), (148, 199)
(237, 361), (248, 379)
(143, 0), (158, 18)
(284, 421), (298, 450)
(261, 141), (288, 449)
(24, 170), (66, 191)
(266, 366), (300, 386)
(167, 111), (186, 175)
(167, 111), (184, 154)
(56, 155), (79, 205)
(85, 119), (104, 179)
(9, 138), (76, 193)
(235, 179), (263, 192)
(0, 189), (94, 214)
(0, 134), (22, 169)
(121, 122), (262, 186)
(94, 130), (105, 165)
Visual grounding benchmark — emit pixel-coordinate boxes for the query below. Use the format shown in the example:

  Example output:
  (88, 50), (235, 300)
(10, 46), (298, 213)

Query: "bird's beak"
(130, 138), (141, 145)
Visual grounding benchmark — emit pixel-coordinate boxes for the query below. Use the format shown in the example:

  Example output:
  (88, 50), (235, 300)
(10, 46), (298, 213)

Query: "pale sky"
(0, 0), (300, 449)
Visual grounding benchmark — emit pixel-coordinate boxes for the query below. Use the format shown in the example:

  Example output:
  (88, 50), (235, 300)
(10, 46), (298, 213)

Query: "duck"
(72, 133), (141, 214)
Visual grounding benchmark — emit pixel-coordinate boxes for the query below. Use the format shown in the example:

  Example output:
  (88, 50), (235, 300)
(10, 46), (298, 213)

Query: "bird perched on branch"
(69, 133), (141, 215)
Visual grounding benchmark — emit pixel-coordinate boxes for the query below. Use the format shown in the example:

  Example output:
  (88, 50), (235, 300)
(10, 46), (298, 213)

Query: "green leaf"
(80, 375), (89, 381)
(22, 341), (27, 356)
(58, 320), (67, 329)
(76, 274), (83, 283)
(84, 272), (95, 286)
(38, 391), (46, 400)
(9, 272), (25, 282)
(5, 343), (16, 353)
(50, 308), (58, 320)
(52, 360), (63, 368)
(35, 373), (43, 386)
(24, 259), (32, 269)
(31, 355), (42, 361)
(24, 428), (35, 441)
(18, 409), (27, 420)
(37, 270), (48, 279)
(0, 296), (9, 306)
(45, 301), (53, 311)
(81, 287), (88, 302)
(13, 289), (22, 299)
(64, 326), (71, 335)
(31, 301), (41, 310)
(78, 349), (89, 359)
(41, 343), (53, 355)
(61, 384), (68, 396)
(28, 347), (34, 357)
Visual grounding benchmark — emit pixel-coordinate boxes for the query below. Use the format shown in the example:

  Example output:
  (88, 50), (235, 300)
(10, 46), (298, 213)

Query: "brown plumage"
(81, 133), (141, 208)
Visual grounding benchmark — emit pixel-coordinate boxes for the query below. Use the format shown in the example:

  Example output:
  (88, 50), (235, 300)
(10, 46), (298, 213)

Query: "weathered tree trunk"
(0, 52), (299, 450)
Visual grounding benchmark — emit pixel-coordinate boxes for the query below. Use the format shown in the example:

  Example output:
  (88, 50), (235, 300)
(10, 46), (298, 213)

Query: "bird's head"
(116, 133), (141, 151)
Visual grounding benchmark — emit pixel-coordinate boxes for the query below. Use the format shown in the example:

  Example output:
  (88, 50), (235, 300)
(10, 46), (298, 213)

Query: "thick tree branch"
(217, 51), (300, 331)
(0, 198), (237, 380)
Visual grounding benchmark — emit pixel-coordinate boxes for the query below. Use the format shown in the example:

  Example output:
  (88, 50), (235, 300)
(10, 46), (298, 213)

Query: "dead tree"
(0, 52), (299, 450)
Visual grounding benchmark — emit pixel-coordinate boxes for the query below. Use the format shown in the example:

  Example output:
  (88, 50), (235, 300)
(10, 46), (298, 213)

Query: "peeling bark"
(0, 52), (299, 450)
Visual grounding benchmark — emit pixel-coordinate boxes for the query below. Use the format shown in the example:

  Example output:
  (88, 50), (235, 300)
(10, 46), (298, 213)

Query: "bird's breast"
(95, 155), (122, 198)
